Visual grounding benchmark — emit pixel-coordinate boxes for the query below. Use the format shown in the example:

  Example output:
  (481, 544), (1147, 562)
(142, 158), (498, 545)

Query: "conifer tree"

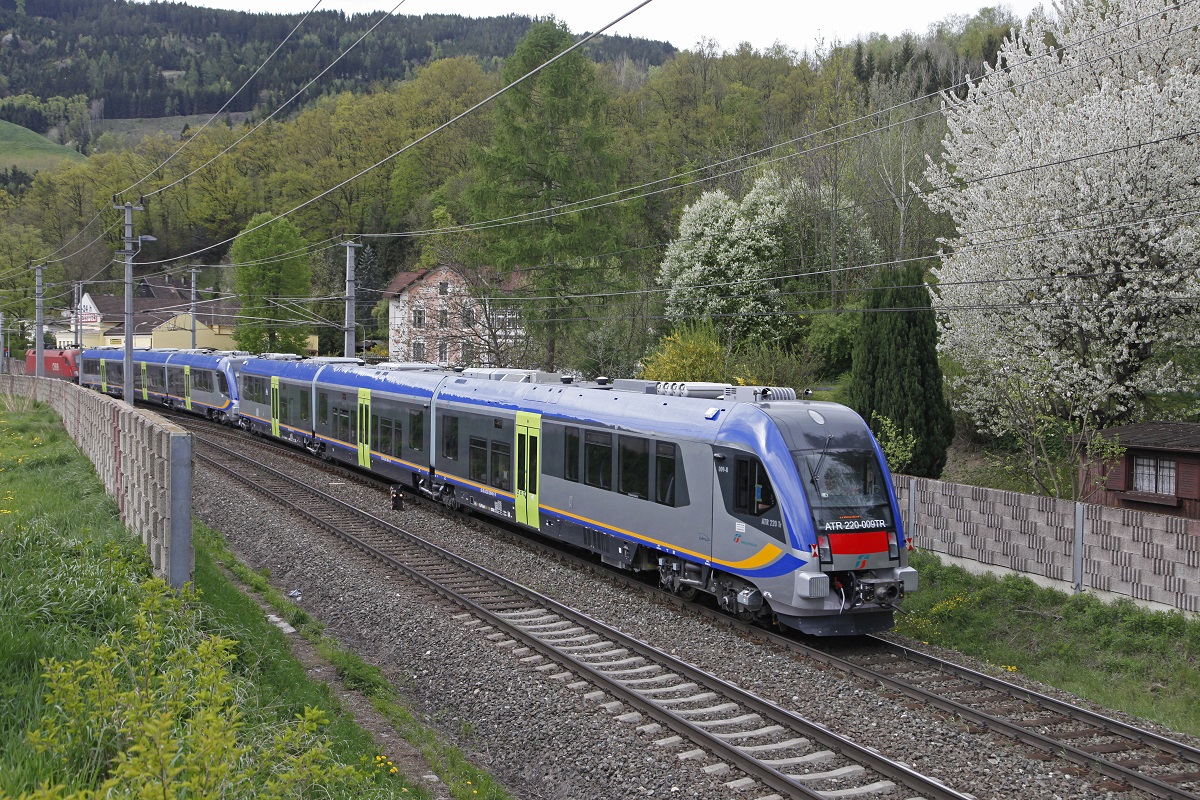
(848, 264), (953, 477)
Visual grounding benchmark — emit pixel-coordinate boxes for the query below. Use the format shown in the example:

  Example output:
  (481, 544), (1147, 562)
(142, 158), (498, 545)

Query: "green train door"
(139, 363), (148, 401)
(100, 360), (108, 393)
(183, 365), (192, 411)
(270, 376), (280, 438)
(515, 411), (541, 529)
(357, 389), (371, 468)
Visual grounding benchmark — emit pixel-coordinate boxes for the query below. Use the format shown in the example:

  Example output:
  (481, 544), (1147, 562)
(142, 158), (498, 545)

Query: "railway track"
(173, 413), (1200, 799)
(190, 427), (969, 800)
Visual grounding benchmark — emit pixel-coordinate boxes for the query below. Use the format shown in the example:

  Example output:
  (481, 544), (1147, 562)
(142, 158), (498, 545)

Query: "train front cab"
(759, 402), (917, 636)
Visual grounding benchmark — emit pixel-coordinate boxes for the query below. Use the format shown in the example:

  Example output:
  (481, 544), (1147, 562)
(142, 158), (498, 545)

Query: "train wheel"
(677, 586), (697, 601)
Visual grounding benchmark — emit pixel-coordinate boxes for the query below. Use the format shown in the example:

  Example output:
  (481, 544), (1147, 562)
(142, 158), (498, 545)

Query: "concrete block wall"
(895, 475), (1200, 615)
(1, 375), (192, 587)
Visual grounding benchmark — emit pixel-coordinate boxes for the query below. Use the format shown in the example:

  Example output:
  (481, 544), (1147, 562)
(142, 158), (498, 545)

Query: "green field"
(0, 120), (85, 174)
(93, 111), (251, 151)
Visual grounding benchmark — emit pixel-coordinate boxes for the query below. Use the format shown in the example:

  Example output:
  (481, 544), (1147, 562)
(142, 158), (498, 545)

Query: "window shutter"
(1178, 460), (1200, 500)
(1105, 455), (1127, 491)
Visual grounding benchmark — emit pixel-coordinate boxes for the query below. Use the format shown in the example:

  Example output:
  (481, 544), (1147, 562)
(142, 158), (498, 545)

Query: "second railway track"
(193, 428), (969, 800)
(176, 413), (1200, 800)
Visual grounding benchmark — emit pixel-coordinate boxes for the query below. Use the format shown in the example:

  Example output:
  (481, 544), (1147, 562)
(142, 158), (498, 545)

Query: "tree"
(470, 19), (620, 371)
(230, 213), (312, 354)
(925, 0), (1200, 469)
(848, 264), (953, 477)
(658, 170), (789, 347)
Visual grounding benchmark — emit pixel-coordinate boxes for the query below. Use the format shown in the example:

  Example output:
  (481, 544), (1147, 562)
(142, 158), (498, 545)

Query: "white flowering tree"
(925, 0), (1200, 494)
(659, 171), (788, 346)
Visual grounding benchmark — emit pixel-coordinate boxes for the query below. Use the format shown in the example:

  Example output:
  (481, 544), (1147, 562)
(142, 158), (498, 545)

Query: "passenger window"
(442, 415), (459, 460)
(318, 393), (328, 425)
(735, 458), (777, 516)
(408, 410), (424, 451)
(584, 431), (612, 491)
(469, 437), (488, 482)
(655, 442), (677, 506)
(564, 426), (580, 483)
(490, 441), (511, 490)
(618, 436), (649, 499)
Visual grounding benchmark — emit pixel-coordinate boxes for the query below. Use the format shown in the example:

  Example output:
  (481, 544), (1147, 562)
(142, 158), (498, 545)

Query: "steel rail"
(193, 435), (970, 800)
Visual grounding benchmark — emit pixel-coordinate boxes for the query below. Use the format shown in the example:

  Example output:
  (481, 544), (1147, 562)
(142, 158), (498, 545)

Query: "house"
(1089, 422), (1200, 518)
(60, 275), (316, 353)
(384, 263), (525, 367)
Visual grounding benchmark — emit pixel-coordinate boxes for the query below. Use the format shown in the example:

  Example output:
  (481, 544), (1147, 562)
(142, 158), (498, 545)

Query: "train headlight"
(887, 531), (899, 559)
(816, 534), (832, 565)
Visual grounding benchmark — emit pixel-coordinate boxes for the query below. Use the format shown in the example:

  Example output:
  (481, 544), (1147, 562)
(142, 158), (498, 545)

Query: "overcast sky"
(158, 0), (1046, 53)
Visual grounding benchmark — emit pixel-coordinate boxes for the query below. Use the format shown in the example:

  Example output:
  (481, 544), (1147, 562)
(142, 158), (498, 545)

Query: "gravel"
(193, 448), (1180, 800)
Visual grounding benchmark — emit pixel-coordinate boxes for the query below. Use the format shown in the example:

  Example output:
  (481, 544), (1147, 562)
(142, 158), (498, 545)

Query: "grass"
(896, 549), (1200, 736)
(200, 522), (515, 800)
(0, 120), (86, 174)
(93, 112), (250, 152)
(0, 397), (507, 800)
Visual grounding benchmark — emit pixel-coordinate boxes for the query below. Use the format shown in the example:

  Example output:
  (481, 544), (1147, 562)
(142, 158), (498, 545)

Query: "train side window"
(469, 437), (488, 482)
(371, 414), (381, 451)
(655, 442), (677, 506)
(490, 440), (511, 490)
(584, 430), (612, 491)
(151, 369), (166, 391)
(216, 372), (228, 395)
(317, 392), (328, 425)
(618, 436), (649, 499)
(408, 410), (424, 451)
(134, 366), (144, 391)
(383, 417), (397, 455)
(564, 426), (580, 483)
(193, 370), (213, 392)
(442, 415), (459, 460)
(734, 458), (777, 516)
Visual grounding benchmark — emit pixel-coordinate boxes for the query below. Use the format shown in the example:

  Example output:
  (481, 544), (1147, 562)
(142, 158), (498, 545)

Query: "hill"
(0, 0), (675, 125)
(0, 118), (85, 173)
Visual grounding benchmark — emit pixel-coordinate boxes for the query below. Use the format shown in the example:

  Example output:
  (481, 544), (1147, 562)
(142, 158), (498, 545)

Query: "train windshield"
(792, 449), (894, 533)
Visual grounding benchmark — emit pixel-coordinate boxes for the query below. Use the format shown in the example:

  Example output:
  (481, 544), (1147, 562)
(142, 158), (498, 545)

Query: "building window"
(438, 341), (448, 362)
(438, 309), (448, 329)
(438, 281), (449, 295)
(412, 307), (425, 328)
(1133, 456), (1176, 495)
(461, 305), (475, 326)
(412, 341), (426, 361)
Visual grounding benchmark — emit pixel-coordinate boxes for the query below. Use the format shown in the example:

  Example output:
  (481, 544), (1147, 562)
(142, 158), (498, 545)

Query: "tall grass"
(897, 549), (1200, 735)
(0, 403), (425, 799)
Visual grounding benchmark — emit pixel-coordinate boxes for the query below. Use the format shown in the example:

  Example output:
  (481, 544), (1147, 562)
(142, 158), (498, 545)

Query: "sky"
(157, 0), (1047, 53)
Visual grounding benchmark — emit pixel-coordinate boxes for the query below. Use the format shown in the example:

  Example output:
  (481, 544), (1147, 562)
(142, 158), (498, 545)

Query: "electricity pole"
(114, 199), (144, 404)
(0, 310), (5, 374)
(74, 282), (82, 348)
(190, 267), (198, 349)
(34, 262), (44, 378)
(343, 239), (361, 358)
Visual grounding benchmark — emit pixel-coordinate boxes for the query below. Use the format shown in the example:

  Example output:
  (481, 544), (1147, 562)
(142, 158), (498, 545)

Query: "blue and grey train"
(79, 347), (249, 424)
(235, 361), (916, 636)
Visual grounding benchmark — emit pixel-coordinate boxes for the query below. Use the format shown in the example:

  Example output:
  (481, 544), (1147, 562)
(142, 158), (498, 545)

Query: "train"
(24, 348), (81, 380)
(79, 346), (917, 636)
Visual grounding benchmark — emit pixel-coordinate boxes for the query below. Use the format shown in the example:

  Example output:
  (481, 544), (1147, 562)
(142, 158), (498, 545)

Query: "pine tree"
(469, 19), (619, 371)
(848, 264), (953, 478)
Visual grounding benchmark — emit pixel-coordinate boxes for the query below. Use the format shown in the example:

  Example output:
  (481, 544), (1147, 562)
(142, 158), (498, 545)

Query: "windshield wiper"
(809, 434), (833, 489)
